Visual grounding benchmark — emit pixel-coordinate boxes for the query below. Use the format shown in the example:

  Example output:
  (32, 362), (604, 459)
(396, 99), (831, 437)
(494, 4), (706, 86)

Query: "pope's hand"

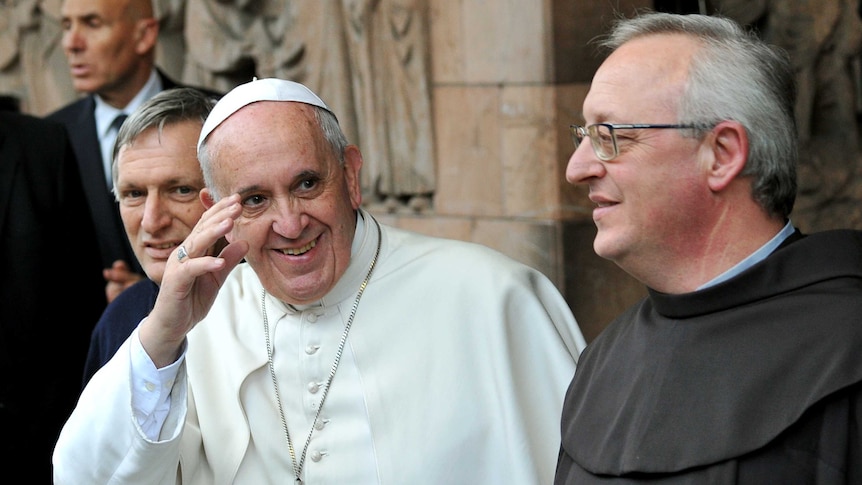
(140, 194), (248, 368)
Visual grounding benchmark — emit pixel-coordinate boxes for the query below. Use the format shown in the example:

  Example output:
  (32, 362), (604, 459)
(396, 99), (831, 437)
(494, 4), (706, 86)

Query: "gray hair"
(599, 12), (798, 219)
(198, 103), (348, 201)
(112, 87), (217, 199)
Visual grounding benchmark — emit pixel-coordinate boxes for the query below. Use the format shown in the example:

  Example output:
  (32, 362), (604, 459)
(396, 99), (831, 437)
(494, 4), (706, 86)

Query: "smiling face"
(206, 101), (363, 305)
(566, 34), (713, 277)
(115, 120), (207, 283)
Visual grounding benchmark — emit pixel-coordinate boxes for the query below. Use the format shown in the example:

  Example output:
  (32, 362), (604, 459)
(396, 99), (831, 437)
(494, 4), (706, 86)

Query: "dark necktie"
(106, 114), (128, 189)
(112, 113), (128, 132)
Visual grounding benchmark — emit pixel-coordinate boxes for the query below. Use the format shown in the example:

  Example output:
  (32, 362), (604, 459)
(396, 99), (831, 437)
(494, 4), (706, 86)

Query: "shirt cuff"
(130, 321), (187, 440)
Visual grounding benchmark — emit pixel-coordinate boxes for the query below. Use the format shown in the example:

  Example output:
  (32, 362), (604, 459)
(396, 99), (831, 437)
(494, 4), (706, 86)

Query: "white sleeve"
(53, 323), (188, 484)
(130, 324), (187, 440)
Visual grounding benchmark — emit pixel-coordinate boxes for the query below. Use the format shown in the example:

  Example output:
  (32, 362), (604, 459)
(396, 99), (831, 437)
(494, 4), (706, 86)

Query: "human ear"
(343, 145), (364, 209)
(201, 188), (216, 209)
(706, 120), (748, 192)
(135, 18), (159, 55)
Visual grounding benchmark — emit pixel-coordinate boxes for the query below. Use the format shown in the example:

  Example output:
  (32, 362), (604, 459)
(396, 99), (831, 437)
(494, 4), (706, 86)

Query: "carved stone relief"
(0, 0), (77, 115)
(712, 0), (862, 231)
(0, 0), (436, 214)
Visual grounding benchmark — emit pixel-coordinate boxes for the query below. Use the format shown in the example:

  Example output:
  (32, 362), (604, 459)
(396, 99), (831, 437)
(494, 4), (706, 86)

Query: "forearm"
(53, 330), (187, 484)
(139, 313), (189, 369)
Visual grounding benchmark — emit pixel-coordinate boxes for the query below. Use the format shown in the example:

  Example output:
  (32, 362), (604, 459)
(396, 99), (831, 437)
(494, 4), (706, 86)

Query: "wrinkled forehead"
(61, 0), (135, 19)
(203, 101), (324, 161)
(197, 78), (332, 154)
(585, 34), (694, 120)
(202, 102), (338, 195)
(117, 121), (203, 172)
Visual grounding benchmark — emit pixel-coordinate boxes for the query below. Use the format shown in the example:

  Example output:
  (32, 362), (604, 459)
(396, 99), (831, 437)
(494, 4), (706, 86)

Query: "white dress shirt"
(94, 69), (163, 188)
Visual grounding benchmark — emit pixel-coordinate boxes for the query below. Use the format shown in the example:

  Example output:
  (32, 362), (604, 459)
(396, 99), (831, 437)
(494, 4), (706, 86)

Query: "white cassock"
(54, 209), (587, 484)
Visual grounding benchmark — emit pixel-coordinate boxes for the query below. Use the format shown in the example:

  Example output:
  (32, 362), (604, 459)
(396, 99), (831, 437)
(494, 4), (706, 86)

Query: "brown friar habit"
(556, 229), (862, 484)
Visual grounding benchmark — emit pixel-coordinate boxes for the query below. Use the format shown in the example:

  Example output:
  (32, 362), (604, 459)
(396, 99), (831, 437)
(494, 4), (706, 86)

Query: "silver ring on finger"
(177, 245), (190, 263)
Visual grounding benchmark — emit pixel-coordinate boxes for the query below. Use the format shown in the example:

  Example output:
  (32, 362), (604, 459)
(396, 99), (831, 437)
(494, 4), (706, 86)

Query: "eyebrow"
(235, 184), (266, 198)
(62, 12), (102, 23)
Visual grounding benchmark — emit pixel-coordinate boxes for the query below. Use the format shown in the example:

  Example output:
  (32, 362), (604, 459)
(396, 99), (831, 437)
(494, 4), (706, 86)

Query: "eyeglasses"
(570, 123), (704, 161)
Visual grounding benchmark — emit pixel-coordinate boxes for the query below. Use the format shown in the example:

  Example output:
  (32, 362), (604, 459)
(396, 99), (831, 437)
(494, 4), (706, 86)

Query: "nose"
(140, 195), (172, 234)
(61, 22), (84, 53)
(270, 199), (308, 239)
(566, 142), (606, 185)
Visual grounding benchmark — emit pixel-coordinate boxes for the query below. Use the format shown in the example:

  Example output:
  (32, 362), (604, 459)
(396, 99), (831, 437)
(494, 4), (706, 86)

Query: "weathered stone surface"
(4, 0), (859, 341)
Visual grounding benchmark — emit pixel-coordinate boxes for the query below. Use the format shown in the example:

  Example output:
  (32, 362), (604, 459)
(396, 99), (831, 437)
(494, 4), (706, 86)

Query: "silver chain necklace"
(262, 217), (381, 484)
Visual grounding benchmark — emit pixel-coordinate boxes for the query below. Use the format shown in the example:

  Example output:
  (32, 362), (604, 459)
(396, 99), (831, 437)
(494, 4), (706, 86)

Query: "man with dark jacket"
(48, 0), (220, 304)
(0, 110), (105, 483)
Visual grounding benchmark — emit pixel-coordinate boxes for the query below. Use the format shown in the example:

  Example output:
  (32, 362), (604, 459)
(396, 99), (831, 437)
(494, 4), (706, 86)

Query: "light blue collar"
(698, 220), (796, 290)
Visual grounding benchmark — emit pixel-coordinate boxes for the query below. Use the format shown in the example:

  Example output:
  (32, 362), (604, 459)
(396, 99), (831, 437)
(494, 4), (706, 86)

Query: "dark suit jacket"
(46, 70), (221, 274)
(81, 277), (159, 386)
(0, 111), (106, 482)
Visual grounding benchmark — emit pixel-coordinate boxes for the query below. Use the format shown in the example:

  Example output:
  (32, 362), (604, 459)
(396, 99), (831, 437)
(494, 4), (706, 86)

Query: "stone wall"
(3, 0), (860, 342)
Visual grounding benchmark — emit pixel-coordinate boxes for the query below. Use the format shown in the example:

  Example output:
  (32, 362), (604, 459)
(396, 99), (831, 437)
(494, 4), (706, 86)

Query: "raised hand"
(139, 194), (248, 368)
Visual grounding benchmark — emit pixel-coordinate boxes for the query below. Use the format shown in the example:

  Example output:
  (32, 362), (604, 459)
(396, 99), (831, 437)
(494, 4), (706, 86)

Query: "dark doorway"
(654, 0), (706, 14)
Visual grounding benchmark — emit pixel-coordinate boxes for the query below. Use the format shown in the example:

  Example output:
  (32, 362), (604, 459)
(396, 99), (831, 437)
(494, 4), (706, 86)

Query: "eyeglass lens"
(570, 125), (616, 160)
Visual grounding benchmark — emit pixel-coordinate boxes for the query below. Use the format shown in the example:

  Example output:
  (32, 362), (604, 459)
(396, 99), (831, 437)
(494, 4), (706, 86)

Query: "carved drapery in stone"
(713, 0), (862, 230)
(0, 0), (77, 115)
(0, 0), (436, 213)
(179, 0), (437, 212)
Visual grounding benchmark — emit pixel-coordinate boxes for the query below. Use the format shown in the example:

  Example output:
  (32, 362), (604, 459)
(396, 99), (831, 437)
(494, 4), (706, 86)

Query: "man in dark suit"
(0, 110), (106, 483)
(48, 0), (220, 304)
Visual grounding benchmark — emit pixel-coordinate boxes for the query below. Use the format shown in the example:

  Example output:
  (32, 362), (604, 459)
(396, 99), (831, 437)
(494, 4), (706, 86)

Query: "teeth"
(283, 240), (316, 256)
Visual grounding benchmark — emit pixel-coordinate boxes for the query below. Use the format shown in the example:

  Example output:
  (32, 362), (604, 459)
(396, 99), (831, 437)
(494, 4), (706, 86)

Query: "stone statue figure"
(0, 0), (77, 116)
(3, 1), (437, 210)
(153, 0), (187, 81)
(182, 0), (436, 212)
(253, 0), (360, 180)
(343, 0), (436, 211)
(182, 0), (260, 92)
(713, 0), (862, 230)
(181, 0), (361, 176)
